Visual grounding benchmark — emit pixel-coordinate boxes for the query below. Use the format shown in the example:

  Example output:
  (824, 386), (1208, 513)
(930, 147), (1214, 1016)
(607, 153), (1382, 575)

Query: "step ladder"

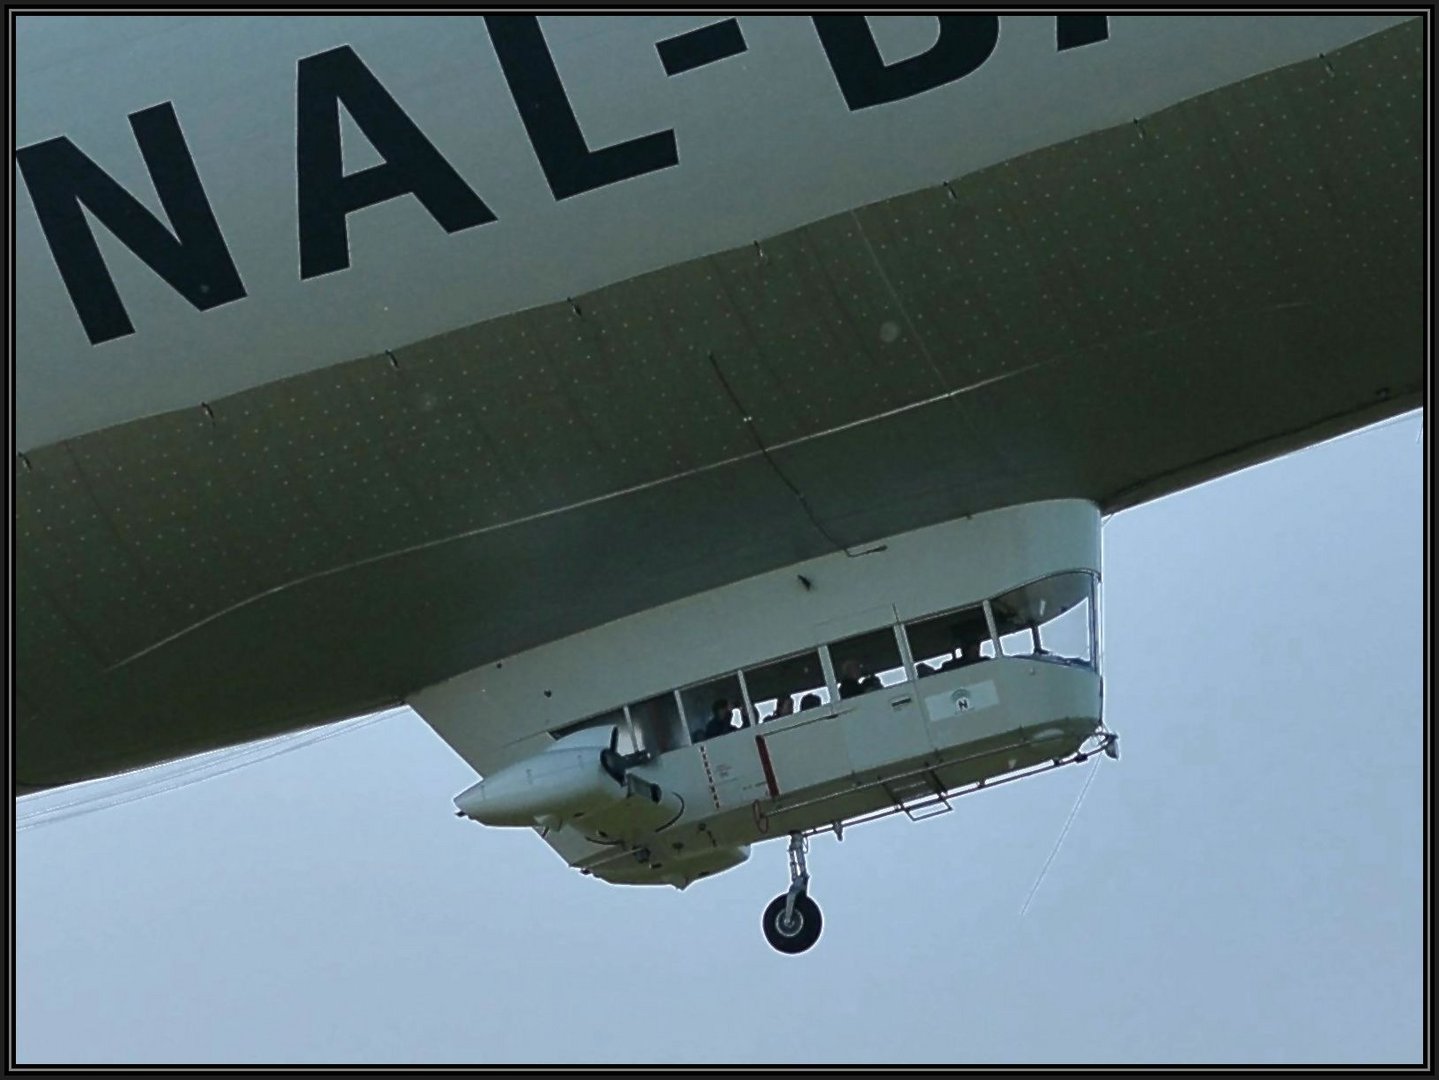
(883, 770), (953, 821)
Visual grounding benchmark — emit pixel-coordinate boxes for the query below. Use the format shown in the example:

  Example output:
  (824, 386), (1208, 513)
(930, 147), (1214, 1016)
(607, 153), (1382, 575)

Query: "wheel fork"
(782, 831), (810, 925)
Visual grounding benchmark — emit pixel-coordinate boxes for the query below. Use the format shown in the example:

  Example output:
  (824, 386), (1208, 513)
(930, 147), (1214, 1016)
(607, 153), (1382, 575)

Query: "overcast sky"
(14, 411), (1423, 1066)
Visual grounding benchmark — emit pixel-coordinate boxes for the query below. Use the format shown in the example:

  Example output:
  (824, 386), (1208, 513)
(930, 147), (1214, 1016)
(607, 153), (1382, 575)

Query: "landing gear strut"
(762, 832), (822, 954)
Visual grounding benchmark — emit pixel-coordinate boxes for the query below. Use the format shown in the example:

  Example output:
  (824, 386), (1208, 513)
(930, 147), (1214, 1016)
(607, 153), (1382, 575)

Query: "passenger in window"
(703, 698), (737, 740)
(840, 659), (884, 697)
(768, 695), (794, 722)
(917, 661), (940, 677)
(941, 635), (984, 671)
(799, 692), (822, 711)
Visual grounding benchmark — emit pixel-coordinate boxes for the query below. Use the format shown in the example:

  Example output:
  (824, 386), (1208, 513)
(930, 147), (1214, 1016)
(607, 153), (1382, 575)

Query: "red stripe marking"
(755, 734), (779, 799)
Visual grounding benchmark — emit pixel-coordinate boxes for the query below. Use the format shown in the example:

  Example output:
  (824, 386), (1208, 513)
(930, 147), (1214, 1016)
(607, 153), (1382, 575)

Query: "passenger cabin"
(419, 499), (1106, 889)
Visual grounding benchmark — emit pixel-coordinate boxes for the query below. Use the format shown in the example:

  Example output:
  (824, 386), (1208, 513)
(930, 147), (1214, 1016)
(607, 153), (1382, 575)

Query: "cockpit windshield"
(991, 570), (1096, 666)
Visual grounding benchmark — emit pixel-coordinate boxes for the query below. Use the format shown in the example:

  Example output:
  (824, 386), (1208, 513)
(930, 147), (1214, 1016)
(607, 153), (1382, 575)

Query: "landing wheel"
(762, 892), (822, 954)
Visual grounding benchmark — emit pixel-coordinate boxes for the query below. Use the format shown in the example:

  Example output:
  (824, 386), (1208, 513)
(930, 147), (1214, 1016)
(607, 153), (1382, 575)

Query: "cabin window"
(630, 692), (688, 753)
(829, 626), (906, 700)
(744, 649), (828, 722)
(681, 673), (749, 742)
(903, 603), (994, 677)
(991, 570), (1095, 666)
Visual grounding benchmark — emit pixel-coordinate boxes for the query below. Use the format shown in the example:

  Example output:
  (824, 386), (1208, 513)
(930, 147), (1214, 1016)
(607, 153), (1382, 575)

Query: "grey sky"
(14, 413), (1423, 1066)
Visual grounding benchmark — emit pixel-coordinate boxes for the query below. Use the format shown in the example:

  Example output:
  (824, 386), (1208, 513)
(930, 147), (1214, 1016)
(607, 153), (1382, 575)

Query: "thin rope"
(1019, 759), (1101, 917)
(16, 709), (404, 832)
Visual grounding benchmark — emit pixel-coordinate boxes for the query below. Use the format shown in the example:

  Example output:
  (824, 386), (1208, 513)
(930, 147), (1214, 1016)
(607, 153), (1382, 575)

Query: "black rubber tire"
(762, 892), (823, 954)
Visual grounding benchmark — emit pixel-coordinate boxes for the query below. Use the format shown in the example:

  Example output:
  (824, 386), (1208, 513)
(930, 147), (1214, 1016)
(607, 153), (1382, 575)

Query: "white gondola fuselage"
(419, 499), (1105, 888)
